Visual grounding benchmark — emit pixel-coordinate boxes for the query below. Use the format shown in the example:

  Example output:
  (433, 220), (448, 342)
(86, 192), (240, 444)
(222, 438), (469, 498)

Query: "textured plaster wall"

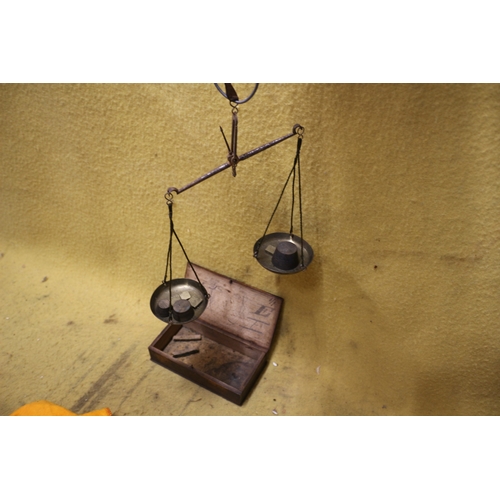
(1, 83), (500, 415)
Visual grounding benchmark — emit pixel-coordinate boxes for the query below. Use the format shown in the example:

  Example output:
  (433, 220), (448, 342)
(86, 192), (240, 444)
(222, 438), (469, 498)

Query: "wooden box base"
(148, 265), (283, 405)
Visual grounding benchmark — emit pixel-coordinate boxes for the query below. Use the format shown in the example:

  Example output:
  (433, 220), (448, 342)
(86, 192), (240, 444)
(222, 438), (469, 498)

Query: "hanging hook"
(293, 124), (305, 138)
(164, 189), (176, 205)
(214, 84), (259, 105)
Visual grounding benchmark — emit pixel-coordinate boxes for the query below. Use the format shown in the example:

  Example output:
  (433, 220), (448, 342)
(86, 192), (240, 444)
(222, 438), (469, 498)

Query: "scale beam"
(167, 124), (304, 196)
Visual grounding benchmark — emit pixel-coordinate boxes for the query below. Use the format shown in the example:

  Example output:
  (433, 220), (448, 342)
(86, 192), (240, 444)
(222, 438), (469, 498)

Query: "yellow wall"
(1, 83), (500, 415)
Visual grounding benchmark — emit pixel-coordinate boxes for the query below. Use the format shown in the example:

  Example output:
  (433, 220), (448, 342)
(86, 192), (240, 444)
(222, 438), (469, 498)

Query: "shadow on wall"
(412, 354), (500, 416)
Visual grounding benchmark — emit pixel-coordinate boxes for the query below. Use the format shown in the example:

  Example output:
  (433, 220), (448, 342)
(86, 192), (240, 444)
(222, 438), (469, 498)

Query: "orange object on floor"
(10, 400), (112, 416)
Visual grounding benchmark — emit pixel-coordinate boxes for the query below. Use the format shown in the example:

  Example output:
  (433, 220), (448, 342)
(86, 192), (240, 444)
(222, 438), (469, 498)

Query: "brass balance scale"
(150, 84), (314, 325)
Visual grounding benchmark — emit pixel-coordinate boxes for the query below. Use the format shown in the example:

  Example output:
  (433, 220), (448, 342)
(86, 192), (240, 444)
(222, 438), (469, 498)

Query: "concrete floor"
(1, 241), (327, 416)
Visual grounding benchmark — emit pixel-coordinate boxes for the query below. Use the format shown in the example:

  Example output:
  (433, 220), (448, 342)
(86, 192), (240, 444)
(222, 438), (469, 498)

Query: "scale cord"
(161, 203), (175, 321)
(255, 135), (303, 256)
(162, 201), (209, 314)
(171, 227), (208, 298)
(297, 140), (304, 267)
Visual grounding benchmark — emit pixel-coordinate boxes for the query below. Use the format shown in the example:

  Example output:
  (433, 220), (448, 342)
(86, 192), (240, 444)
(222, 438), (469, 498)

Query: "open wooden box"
(148, 264), (283, 405)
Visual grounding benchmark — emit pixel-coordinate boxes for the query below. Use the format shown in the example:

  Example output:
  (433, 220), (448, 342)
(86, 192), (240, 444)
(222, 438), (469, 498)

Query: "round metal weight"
(253, 232), (314, 274)
(172, 299), (194, 323)
(272, 241), (300, 270)
(150, 278), (208, 324)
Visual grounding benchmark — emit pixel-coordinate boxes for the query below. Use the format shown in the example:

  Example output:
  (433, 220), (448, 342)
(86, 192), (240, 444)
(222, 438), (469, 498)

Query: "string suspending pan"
(150, 278), (208, 324)
(254, 232), (314, 274)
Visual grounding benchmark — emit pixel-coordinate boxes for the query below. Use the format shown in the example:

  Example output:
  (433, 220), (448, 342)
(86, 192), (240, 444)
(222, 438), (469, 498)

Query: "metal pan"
(150, 278), (209, 324)
(253, 232), (314, 274)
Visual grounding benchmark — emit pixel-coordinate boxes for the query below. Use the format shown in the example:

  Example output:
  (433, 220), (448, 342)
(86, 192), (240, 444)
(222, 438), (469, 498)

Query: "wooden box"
(148, 264), (283, 405)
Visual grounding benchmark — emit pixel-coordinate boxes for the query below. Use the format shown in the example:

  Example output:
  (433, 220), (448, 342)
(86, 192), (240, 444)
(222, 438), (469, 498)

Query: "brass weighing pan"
(150, 278), (209, 324)
(253, 232), (314, 274)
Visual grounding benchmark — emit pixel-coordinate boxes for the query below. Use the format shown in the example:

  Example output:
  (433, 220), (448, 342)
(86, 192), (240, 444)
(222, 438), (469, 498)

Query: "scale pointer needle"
(220, 126), (231, 153)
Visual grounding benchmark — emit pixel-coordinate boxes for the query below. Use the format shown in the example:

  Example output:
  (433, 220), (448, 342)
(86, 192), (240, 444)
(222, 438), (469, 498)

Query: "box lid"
(185, 264), (283, 351)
